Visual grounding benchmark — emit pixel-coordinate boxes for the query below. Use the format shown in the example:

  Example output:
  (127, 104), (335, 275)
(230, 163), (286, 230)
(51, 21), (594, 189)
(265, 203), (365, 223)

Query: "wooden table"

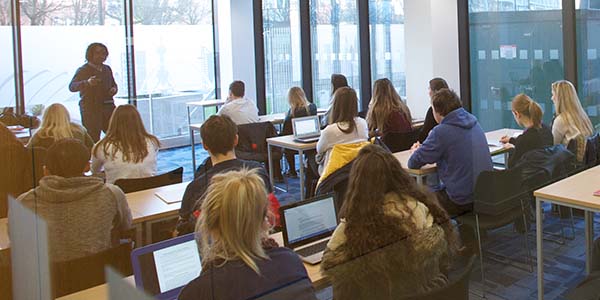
(534, 165), (600, 300)
(485, 128), (523, 159)
(57, 232), (327, 300)
(393, 150), (436, 185)
(186, 100), (226, 171)
(0, 218), (8, 250)
(266, 135), (317, 200)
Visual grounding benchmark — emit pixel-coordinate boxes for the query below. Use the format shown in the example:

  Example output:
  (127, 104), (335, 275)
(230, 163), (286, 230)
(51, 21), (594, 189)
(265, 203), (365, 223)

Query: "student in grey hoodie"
(15, 138), (132, 262)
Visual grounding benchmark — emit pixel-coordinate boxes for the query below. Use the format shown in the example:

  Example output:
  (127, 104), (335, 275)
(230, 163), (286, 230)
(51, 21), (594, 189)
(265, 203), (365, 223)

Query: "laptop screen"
(282, 196), (338, 246)
(293, 116), (320, 137)
(131, 233), (201, 300)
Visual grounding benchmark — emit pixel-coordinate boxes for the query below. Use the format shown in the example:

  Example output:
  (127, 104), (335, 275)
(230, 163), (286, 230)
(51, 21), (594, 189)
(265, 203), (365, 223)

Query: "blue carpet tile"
(157, 145), (594, 300)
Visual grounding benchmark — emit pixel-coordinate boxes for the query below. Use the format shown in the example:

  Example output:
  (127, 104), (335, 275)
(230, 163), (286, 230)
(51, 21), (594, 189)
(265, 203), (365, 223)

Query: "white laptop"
(279, 194), (338, 264)
(292, 115), (321, 143)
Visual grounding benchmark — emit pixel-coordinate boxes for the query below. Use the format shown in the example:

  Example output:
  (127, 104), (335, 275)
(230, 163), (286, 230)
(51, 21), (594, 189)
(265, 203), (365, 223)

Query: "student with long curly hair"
(91, 104), (160, 183)
(322, 144), (459, 300)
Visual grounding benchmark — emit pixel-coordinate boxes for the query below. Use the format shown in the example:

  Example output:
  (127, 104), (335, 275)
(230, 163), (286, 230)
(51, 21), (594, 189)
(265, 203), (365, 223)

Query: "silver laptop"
(292, 115), (321, 143)
(279, 194), (338, 264)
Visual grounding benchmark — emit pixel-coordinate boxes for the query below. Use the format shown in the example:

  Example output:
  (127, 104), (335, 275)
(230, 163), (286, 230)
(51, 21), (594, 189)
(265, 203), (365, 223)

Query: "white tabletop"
(186, 99), (225, 107)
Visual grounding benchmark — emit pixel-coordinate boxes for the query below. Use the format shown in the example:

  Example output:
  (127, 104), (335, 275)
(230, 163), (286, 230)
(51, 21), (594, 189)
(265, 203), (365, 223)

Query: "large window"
(469, 0), (563, 131)
(19, 0), (127, 124)
(310, 0), (361, 108)
(0, 7), (14, 110)
(263, 0), (302, 114)
(132, 0), (215, 141)
(576, 0), (600, 131)
(369, 0), (405, 97)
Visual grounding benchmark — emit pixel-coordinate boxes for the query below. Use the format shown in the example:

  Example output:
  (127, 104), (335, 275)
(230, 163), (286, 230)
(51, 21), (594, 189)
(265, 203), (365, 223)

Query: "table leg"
(537, 198), (544, 300)
(416, 175), (423, 185)
(586, 211), (594, 274)
(504, 152), (509, 168)
(188, 106), (197, 172)
(299, 149), (305, 200)
(267, 143), (274, 188)
(134, 223), (143, 247)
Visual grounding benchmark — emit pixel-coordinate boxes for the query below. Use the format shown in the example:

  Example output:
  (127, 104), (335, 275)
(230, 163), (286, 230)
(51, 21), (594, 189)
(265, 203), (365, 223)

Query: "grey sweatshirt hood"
(36, 175), (106, 203)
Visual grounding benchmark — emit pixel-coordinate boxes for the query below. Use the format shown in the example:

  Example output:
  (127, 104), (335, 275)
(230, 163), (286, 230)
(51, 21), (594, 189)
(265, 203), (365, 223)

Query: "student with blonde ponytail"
(178, 168), (316, 300)
(551, 80), (594, 146)
(500, 94), (553, 167)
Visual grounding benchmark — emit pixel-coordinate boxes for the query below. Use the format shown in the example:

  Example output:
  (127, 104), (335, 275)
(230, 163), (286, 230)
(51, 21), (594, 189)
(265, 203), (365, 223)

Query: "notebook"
(279, 194), (338, 264)
(292, 115), (321, 143)
(131, 233), (201, 300)
(154, 184), (185, 204)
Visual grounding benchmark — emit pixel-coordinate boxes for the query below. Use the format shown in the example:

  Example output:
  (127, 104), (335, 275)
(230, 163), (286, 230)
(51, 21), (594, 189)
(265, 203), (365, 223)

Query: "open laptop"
(131, 233), (201, 300)
(292, 115), (321, 143)
(279, 194), (338, 264)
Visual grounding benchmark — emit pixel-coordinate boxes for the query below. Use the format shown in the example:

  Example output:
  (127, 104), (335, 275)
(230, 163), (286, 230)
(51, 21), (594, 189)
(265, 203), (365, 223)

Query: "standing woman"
(28, 103), (94, 151)
(499, 94), (553, 168)
(282, 87), (317, 177)
(366, 78), (412, 137)
(418, 78), (449, 143)
(91, 105), (160, 184)
(178, 168), (316, 299)
(69, 42), (118, 142)
(551, 80), (594, 146)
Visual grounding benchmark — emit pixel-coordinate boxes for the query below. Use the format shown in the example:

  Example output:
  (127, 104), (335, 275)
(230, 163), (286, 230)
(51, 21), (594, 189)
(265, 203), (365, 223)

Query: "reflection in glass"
(468, 1), (563, 130)
(576, 0), (600, 131)
(310, 0), (361, 108)
(369, 0), (405, 97)
(0, 11), (14, 109)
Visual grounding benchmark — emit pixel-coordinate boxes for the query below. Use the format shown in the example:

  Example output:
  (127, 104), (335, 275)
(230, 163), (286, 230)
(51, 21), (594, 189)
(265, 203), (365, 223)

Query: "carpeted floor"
(157, 145), (593, 300)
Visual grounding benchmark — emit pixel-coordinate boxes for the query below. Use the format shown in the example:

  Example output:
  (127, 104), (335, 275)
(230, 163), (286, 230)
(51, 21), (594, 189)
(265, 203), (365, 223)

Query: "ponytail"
(512, 94), (544, 129)
(527, 101), (543, 129)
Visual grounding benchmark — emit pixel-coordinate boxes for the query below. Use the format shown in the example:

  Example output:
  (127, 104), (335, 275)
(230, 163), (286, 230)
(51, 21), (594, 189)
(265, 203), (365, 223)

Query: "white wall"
(405, 0), (460, 119)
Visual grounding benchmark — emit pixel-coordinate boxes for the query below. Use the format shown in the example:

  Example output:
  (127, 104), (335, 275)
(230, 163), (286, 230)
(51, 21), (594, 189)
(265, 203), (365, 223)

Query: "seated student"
(28, 103), (94, 151)
(282, 86), (317, 177)
(178, 168), (316, 300)
(218, 80), (259, 125)
(15, 138), (132, 262)
(321, 74), (349, 126)
(176, 115), (274, 235)
(408, 89), (492, 217)
(366, 78), (412, 137)
(499, 94), (553, 168)
(418, 77), (449, 143)
(316, 87), (368, 175)
(551, 80), (594, 147)
(1, 123), (30, 217)
(321, 144), (458, 299)
(91, 104), (160, 184)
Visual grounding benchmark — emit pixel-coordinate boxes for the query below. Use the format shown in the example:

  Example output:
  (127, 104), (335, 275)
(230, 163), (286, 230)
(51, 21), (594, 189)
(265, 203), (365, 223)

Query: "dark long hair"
(329, 87), (358, 134)
(341, 144), (459, 256)
(331, 74), (349, 96)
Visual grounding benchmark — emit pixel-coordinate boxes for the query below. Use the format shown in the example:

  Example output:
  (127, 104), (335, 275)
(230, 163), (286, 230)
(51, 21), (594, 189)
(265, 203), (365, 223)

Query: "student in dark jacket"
(176, 115), (276, 235)
(499, 94), (553, 168)
(418, 78), (449, 143)
(178, 168), (316, 300)
(408, 89), (492, 217)
(281, 87), (317, 177)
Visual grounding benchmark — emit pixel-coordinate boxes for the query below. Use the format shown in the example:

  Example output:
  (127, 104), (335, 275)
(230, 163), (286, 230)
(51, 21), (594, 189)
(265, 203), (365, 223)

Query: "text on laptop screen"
(284, 197), (337, 244)
(295, 118), (319, 136)
(138, 239), (201, 295)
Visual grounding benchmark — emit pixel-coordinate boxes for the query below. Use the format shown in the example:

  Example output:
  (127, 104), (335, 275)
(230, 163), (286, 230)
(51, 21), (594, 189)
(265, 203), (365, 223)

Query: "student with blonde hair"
(551, 80), (594, 146)
(366, 78), (412, 137)
(91, 104), (160, 183)
(28, 103), (94, 151)
(281, 87), (317, 177)
(178, 168), (316, 300)
(500, 94), (553, 167)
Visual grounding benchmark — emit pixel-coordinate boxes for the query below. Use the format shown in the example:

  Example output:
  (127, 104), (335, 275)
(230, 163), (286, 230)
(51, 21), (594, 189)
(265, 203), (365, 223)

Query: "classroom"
(2, 0), (600, 299)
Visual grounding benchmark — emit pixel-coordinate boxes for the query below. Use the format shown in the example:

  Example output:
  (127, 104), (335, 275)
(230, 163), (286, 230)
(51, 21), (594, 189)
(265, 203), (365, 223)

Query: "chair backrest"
(381, 129), (420, 153)
(0, 248), (12, 300)
(584, 133), (599, 168)
(473, 167), (527, 216)
(236, 122), (278, 162)
(51, 241), (133, 298)
(402, 254), (476, 300)
(114, 167), (184, 194)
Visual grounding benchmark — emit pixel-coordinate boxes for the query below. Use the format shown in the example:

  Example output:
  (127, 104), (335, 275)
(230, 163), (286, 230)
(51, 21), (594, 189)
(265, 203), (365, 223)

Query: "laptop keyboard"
(296, 240), (328, 257)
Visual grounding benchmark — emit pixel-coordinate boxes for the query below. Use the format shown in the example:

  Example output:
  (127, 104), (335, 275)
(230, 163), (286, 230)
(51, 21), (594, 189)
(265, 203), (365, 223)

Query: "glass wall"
(0, 7), (14, 110)
(310, 0), (361, 108)
(369, 0), (406, 97)
(132, 0), (215, 140)
(576, 0), (600, 131)
(19, 0), (127, 125)
(468, 0), (563, 131)
(263, 0), (302, 114)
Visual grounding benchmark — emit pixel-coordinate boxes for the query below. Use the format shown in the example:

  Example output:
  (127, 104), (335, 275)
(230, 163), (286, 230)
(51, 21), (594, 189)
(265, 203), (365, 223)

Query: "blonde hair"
(552, 80), (594, 138)
(35, 103), (82, 141)
(196, 168), (269, 274)
(512, 94), (543, 129)
(287, 87), (310, 117)
(366, 78), (412, 134)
